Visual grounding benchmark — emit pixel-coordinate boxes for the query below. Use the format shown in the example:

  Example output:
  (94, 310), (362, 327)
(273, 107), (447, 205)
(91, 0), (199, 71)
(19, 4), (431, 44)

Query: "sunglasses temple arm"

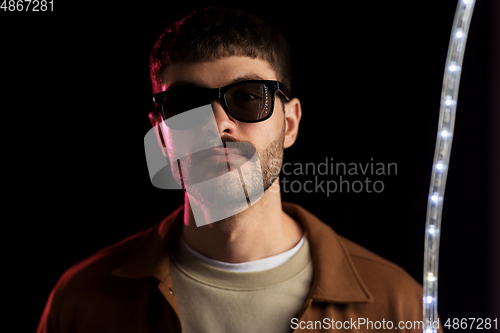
(277, 89), (290, 101)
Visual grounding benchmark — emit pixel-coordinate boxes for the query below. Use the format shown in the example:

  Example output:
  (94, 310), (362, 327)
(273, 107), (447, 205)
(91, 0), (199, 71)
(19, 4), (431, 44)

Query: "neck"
(181, 181), (303, 263)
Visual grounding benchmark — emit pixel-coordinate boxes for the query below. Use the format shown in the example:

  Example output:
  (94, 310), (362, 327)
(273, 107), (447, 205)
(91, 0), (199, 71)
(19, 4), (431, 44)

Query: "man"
(38, 6), (439, 333)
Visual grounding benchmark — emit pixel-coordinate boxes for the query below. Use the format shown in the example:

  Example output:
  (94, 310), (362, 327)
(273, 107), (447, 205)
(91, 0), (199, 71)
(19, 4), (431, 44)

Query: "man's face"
(154, 56), (296, 224)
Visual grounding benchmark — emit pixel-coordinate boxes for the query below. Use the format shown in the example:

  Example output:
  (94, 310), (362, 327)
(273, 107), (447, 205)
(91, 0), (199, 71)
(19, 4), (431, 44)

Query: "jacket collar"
(282, 202), (373, 303)
(112, 202), (373, 303)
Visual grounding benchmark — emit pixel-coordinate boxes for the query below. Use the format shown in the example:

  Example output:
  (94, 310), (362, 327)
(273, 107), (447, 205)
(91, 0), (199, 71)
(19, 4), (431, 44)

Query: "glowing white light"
(426, 329), (434, 333)
(428, 226), (436, 235)
(444, 95), (455, 106)
(427, 272), (437, 281)
(463, 0), (471, 4)
(426, 296), (434, 304)
(435, 161), (445, 170)
(455, 29), (464, 38)
(448, 64), (457, 72)
(430, 194), (440, 203)
(440, 129), (451, 138)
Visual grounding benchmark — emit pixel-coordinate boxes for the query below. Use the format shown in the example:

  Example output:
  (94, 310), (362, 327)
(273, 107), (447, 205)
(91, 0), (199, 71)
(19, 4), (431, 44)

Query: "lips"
(197, 147), (246, 163)
(176, 141), (258, 186)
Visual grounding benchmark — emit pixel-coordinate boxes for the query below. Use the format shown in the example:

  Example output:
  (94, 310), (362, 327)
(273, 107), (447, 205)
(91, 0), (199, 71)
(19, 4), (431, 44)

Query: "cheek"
(243, 119), (284, 155)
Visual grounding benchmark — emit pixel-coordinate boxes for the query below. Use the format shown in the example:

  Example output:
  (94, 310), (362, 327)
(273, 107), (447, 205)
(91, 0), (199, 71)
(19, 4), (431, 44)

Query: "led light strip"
(422, 1), (475, 332)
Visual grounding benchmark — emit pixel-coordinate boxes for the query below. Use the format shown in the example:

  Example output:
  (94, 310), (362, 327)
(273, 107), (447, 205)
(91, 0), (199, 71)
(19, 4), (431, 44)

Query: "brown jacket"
(38, 202), (439, 332)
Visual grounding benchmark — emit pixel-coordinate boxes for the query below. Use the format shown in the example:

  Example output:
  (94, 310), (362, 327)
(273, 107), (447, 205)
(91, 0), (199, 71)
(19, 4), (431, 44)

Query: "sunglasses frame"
(153, 80), (290, 124)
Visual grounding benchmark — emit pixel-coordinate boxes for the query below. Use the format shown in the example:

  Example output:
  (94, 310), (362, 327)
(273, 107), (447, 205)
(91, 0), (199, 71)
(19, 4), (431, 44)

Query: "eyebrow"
(166, 74), (265, 90)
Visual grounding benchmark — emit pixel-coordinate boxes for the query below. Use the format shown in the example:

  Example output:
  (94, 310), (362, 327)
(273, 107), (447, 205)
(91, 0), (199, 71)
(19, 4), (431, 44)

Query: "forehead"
(159, 56), (278, 91)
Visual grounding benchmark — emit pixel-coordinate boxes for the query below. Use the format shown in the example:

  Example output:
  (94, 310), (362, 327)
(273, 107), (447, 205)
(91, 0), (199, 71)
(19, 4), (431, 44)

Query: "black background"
(1, 0), (497, 331)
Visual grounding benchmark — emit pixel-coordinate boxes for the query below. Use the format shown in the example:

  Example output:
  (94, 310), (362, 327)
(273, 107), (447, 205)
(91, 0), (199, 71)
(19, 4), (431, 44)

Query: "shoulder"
(46, 203), (185, 302)
(56, 228), (151, 291)
(46, 228), (153, 312)
(37, 227), (155, 332)
(337, 235), (419, 286)
(338, 235), (422, 295)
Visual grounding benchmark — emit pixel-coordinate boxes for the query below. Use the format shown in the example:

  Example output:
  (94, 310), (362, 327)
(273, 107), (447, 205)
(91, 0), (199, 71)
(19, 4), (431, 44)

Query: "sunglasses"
(153, 80), (290, 129)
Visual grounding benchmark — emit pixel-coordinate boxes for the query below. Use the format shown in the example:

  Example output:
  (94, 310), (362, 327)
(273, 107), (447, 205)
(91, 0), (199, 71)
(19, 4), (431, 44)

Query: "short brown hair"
(149, 6), (292, 94)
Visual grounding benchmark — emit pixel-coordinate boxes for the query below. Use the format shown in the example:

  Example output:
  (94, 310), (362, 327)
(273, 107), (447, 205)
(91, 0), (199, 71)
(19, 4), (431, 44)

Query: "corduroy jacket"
(38, 202), (440, 332)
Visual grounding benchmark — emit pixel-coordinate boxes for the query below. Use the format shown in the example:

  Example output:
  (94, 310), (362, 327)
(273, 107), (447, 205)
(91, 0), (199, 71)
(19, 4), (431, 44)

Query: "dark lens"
(162, 88), (199, 118)
(160, 88), (212, 130)
(164, 105), (212, 130)
(225, 83), (272, 121)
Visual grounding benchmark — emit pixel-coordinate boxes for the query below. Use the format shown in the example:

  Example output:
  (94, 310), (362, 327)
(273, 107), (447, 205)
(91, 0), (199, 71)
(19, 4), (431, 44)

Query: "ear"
(283, 98), (302, 149)
(148, 111), (168, 156)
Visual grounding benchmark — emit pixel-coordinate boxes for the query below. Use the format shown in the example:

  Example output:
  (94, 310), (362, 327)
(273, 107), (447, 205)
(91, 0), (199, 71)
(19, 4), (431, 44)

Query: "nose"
(211, 98), (238, 136)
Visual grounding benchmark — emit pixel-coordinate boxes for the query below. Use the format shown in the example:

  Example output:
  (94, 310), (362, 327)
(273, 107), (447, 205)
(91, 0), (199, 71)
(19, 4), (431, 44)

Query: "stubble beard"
(184, 120), (286, 210)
